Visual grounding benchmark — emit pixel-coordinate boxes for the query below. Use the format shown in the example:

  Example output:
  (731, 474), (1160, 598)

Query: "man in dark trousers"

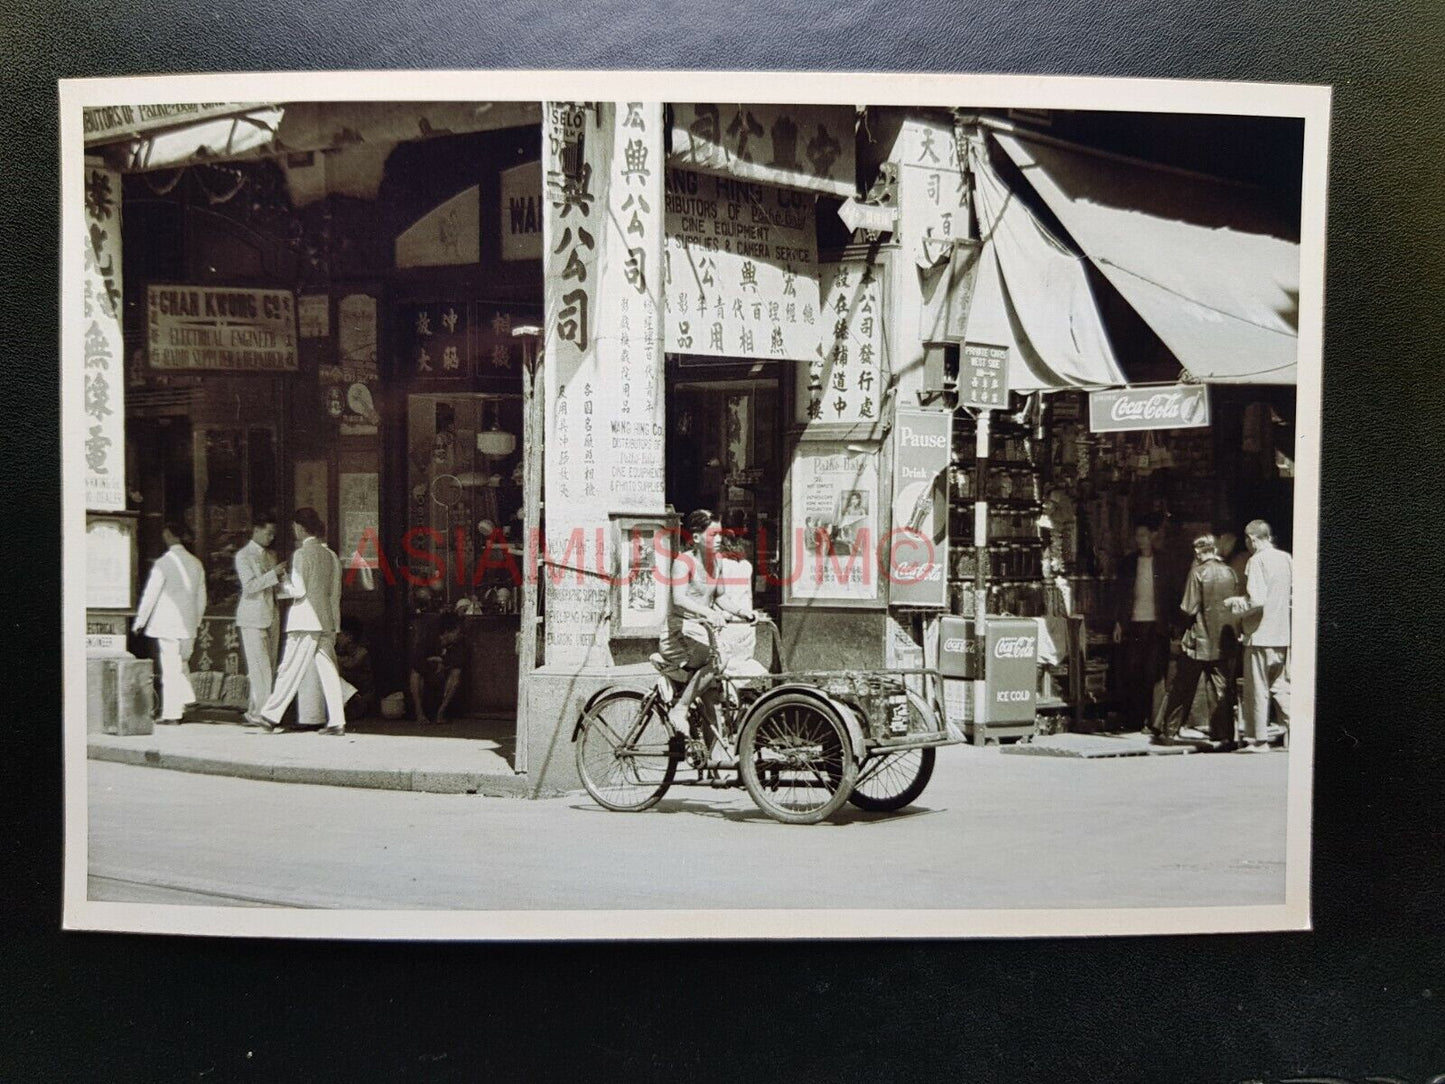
(1112, 518), (1184, 737)
(1152, 534), (1241, 743)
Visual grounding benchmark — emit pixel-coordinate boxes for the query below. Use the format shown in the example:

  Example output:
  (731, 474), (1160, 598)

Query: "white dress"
(715, 557), (768, 677)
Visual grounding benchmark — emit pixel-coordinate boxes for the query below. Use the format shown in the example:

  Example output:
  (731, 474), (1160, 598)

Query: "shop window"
(406, 394), (524, 613)
(195, 427), (278, 615)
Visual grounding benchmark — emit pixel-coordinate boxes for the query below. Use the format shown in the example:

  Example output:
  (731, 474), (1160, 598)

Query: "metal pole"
(513, 326), (543, 777)
(973, 408), (990, 731)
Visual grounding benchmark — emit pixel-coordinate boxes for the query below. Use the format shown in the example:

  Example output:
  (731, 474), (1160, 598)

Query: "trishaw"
(572, 622), (963, 825)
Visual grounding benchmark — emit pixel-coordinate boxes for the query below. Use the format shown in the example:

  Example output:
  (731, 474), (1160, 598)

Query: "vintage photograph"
(62, 72), (1326, 938)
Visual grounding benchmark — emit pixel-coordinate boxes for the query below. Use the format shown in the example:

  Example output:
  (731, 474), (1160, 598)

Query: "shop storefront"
(83, 99), (1300, 786)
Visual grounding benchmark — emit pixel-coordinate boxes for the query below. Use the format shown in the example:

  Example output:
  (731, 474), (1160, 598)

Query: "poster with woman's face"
(788, 444), (879, 603)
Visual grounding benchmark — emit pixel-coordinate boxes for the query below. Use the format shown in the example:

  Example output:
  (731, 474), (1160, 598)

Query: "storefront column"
(524, 102), (666, 792)
(81, 158), (152, 732)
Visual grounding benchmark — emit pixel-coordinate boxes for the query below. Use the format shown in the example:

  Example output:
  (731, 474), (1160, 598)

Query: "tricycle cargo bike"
(572, 623), (962, 825)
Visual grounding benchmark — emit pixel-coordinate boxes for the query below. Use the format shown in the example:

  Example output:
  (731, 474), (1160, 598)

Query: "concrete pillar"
(528, 101), (667, 792)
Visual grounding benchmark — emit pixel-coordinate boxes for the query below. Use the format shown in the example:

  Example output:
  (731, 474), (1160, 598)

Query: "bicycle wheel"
(738, 693), (858, 825)
(575, 690), (677, 812)
(848, 747), (936, 812)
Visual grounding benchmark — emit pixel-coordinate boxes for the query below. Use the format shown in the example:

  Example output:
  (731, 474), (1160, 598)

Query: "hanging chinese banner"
(668, 103), (856, 198)
(663, 168), (819, 361)
(81, 158), (126, 512)
(543, 102), (667, 665)
(796, 257), (885, 425)
(897, 119), (971, 269)
(597, 102), (666, 513)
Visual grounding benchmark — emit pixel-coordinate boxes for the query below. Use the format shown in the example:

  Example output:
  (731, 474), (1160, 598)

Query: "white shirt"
(1132, 555), (1157, 622)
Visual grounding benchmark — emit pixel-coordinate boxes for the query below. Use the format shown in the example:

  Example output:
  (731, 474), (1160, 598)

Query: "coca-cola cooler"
(935, 615), (1039, 743)
(983, 617), (1038, 726)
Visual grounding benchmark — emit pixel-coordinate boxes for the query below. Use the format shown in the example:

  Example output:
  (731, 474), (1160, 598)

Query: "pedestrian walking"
(1113, 518), (1184, 736)
(1227, 519), (1292, 752)
(1152, 534), (1240, 743)
(244, 508), (353, 735)
(133, 522), (207, 724)
(233, 511), (285, 716)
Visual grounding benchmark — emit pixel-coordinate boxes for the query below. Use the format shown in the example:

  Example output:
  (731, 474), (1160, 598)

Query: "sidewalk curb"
(87, 740), (552, 798)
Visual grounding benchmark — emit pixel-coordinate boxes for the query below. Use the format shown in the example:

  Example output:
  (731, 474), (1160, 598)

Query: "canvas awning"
(992, 129), (1299, 385)
(961, 143), (1127, 391)
(94, 101), (542, 173)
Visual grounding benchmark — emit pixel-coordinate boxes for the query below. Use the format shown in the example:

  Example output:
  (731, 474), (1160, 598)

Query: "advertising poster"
(788, 443), (879, 603)
(890, 410), (951, 607)
(663, 168), (819, 362)
(338, 472), (379, 571)
(298, 294), (329, 338)
(329, 293), (380, 434)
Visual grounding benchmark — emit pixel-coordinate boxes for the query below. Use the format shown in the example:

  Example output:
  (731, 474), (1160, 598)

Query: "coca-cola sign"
(1089, 384), (1210, 433)
(993, 636), (1036, 659)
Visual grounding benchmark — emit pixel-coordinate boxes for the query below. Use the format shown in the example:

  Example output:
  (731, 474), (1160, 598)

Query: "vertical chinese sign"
(898, 119), (971, 270)
(82, 159), (125, 511)
(797, 257), (885, 425)
(599, 101), (666, 513)
(543, 102), (666, 666)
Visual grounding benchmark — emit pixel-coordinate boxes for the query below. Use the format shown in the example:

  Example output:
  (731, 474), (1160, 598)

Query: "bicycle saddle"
(648, 652), (690, 684)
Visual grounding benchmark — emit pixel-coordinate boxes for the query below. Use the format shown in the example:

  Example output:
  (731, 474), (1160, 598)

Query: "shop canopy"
(91, 101), (541, 173)
(991, 129), (1300, 385)
(963, 143), (1128, 392)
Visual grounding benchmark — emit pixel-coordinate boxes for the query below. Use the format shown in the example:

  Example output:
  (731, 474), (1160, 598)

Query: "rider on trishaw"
(660, 509), (763, 754)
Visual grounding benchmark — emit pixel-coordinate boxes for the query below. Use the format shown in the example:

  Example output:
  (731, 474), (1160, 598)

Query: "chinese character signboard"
(797, 257), (885, 425)
(500, 159), (543, 261)
(543, 101), (668, 666)
(599, 102), (666, 512)
(663, 169), (819, 362)
(787, 443), (880, 605)
(890, 410), (951, 608)
(898, 119), (971, 269)
(400, 301), (469, 380)
(81, 159), (125, 511)
(1088, 384), (1211, 432)
(148, 285), (298, 371)
(963, 342), (1009, 410)
(669, 103), (856, 198)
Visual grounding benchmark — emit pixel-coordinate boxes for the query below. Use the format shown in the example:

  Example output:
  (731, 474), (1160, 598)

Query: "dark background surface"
(3, 1), (1443, 1080)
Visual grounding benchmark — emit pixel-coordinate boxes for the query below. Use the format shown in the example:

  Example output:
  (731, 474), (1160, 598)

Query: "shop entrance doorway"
(405, 393), (525, 719)
(665, 373), (783, 612)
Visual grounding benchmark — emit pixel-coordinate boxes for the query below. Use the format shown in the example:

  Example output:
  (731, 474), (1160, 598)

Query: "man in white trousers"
(233, 511), (285, 716)
(245, 507), (352, 736)
(1227, 519), (1293, 752)
(133, 522), (207, 724)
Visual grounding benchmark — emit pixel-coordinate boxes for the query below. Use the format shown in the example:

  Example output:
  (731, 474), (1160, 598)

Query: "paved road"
(87, 745), (1288, 911)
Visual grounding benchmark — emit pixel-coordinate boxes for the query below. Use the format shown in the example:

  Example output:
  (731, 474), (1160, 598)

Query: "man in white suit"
(233, 511), (286, 716)
(133, 522), (207, 723)
(245, 507), (352, 735)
